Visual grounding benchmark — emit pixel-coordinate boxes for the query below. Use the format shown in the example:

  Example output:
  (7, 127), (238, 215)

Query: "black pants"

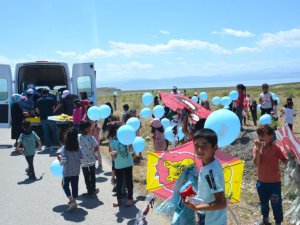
(261, 108), (272, 116)
(82, 165), (96, 194)
(115, 166), (133, 200)
(25, 155), (35, 176)
(63, 176), (79, 199)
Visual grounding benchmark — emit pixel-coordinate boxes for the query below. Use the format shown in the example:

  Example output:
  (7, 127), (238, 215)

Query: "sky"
(1, 0), (300, 89)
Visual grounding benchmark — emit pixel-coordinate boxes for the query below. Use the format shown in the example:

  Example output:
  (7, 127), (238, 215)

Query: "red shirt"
(235, 92), (245, 107)
(253, 144), (286, 183)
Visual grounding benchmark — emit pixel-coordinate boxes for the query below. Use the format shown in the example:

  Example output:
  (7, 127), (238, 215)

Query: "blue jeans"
(41, 120), (60, 147)
(63, 176), (79, 198)
(256, 181), (283, 223)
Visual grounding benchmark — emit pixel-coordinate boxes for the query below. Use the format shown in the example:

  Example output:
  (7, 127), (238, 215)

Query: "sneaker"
(67, 201), (77, 211)
(98, 164), (102, 170)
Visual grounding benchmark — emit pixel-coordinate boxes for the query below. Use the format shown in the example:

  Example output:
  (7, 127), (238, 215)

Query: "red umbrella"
(159, 91), (211, 121)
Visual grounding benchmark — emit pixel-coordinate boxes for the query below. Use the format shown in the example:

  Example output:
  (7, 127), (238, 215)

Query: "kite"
(146, 141), (244, 203)
(159, 92), (211, 122)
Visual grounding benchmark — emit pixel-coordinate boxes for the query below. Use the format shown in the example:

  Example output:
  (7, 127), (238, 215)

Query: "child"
(259, 83), (273, 116)
(250, 100), (258, 126)
(72, 99), (82, 132)
(107, 121), (134, 207)
(59, 127), (83, 211)
(101, 102), (113, 142)
(16, 120), (41, 180)
(113, 94), (117, 111)
(150, 118), (166, 151)
(253, 125), (287, 225)
(183, 129), (227, 225)
(280, 100), (297, 131)
(235, 84), (246, 130)
(79, 120), (99, 196)
(122, 104), (130, 123)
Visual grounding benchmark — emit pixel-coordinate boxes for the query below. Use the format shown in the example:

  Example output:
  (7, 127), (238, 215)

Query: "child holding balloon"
(79, 120), (99, 197)
(59, 127), (83, 211)
(253, 125), (287, 225)
(107, 121), (134, 207)
(16, 120), (41, 180)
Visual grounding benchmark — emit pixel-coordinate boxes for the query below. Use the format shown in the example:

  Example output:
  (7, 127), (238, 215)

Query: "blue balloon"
(199, 92), (208, 101)
(276, 97), (280, 104)
(223, 105), (229, 109)
(177, 127), (185, 140)
(113, 91), (118, 96)
(165, 126), (175, 142)
(191, 96), (198, 103)
(126, 117), (141, 131)
(229, 90), (239, 101)
(212, 96), (221, 105)
(257, 104), (261, 111)
(161, 118), (171, 129)
(87, 106), (101, 121)
(142, 92), (154, 107)
(204, 109), (241, 148)
(259, 114), (272, 125)
(50, 159), (63, 178)
(132, 137), (146, 154)
(153, 105), (165, 118)
(117, 125), (136, 145)
(271, 92), (277, 100)
(140, 108), (152, 119)
(99, 104), (111, 119)
(221, 96), (232, 107)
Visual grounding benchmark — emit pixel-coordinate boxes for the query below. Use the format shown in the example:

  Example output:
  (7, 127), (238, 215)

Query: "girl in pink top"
(72, 99), (83, 132)
(150, 118), (167, 151)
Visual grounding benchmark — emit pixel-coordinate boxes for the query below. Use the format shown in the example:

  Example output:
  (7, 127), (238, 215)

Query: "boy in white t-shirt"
(183, 129), (227, 225)
(259, 83), (273, 116)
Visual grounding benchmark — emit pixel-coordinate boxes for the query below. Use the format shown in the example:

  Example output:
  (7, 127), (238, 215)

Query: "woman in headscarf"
(10, 94), (24, 148)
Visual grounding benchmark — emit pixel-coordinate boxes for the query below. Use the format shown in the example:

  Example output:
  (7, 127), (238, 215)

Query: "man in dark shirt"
(54, 90), (79, 116)
(36, 88), (60, 149)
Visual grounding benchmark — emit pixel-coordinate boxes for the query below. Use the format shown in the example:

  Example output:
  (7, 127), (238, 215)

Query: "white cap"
(27, 88), (34, 95)
(62, 90), (70, 99)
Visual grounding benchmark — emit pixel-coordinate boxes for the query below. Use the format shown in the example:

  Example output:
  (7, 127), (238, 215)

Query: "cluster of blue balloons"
(50, 159), (63, 178)
(204, 109), (240, 148)
(164, 125), (185, 143)
(87, 105), (111, 121)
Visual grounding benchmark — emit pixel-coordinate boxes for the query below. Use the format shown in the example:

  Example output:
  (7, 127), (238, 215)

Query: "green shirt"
(17, 131), (40, 156)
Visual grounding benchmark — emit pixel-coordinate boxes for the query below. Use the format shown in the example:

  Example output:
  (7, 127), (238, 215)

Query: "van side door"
(0, 65), (13, 128)
(72, 63), (97, 105)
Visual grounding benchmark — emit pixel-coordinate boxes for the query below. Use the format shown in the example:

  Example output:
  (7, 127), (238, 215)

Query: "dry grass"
(98, 82), (300, 225)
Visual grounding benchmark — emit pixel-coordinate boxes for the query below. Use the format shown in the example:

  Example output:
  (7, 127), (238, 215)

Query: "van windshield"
(18, 65), (67, 94)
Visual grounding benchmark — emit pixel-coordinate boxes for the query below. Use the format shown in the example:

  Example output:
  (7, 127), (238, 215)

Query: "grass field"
(97, 82), (300, 225)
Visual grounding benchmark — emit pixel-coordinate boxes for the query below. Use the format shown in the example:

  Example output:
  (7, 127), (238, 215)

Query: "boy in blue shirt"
(16, 120), (41, 180)
(183, 128), (227, 225)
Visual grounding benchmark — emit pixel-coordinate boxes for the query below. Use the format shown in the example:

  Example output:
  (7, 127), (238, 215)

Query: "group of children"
(14, 83), (297, 224)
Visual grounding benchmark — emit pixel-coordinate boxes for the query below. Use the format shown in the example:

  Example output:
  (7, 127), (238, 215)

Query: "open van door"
(0, 65), (12, 128)
(72, 63), (97, 105)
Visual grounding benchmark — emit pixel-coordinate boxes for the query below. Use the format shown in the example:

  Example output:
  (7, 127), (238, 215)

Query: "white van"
(0, 61), (97, 128)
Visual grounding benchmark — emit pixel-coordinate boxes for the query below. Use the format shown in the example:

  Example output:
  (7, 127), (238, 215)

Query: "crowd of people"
(10, 83), (298, 224)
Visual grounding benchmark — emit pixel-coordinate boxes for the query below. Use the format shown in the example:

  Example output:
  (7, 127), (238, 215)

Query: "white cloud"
(0, 55), (12, 64)
(56, 39), (231, 60)
(234, 46), (260, 53)
(258, 28), (300, 48)
(160, 29), (170, 35)
(213, 28), (255, 38)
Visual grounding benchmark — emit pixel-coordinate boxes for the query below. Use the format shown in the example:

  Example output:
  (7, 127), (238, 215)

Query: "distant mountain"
(97, 72), (300, 90)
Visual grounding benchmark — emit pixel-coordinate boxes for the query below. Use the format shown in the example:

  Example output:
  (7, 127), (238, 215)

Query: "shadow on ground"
(53, 204), (88, 222)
